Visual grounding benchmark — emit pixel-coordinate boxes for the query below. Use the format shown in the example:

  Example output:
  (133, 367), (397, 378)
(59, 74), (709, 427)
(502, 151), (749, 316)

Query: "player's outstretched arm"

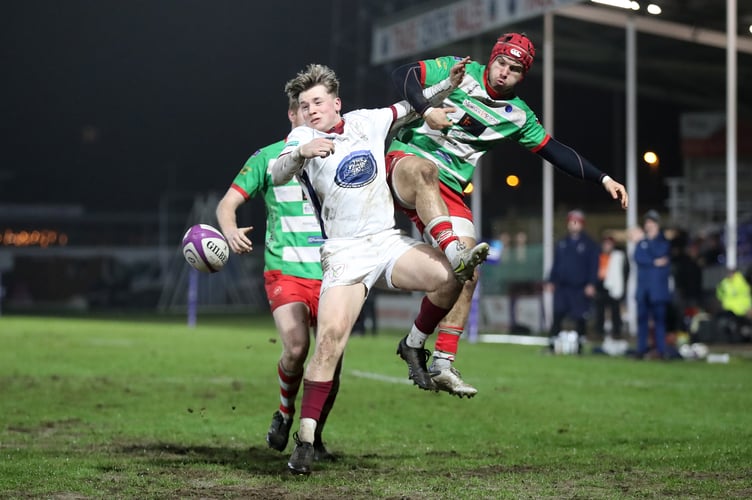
(537, 138), (628, 209)
(392, 61), (430, 115)
(391, 57), (470, 131)
(216, 188), (255, 254)
(389, 57), (470, 133)
(271, 138), (336, 185)
(270, 149), (305, 185)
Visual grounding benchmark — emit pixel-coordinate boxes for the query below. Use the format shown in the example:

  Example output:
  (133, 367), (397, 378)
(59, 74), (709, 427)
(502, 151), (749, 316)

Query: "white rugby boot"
(445, 241), (490, 283)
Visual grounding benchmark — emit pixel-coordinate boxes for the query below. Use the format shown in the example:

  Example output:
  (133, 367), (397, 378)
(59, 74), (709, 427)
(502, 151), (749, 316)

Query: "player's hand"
(450, 57), (471, 87)
(604, 178), (629, 209)
(424, 107), (457, 130)
(227, 226), (254, 254)
(301, 138), (335, 159)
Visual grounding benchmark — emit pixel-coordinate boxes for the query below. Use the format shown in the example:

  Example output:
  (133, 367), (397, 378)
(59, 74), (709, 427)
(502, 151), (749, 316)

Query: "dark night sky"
(1, 1), (352, 212)
(1, 1), (685, 223)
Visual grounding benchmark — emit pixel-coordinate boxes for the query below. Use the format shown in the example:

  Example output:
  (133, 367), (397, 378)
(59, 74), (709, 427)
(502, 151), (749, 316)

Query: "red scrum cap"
(567, 210), (585, 223)
(489, 33), (535, 73)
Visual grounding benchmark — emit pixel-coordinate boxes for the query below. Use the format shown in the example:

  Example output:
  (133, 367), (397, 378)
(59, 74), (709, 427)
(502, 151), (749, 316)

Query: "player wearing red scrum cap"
(386, 33), (629, 397)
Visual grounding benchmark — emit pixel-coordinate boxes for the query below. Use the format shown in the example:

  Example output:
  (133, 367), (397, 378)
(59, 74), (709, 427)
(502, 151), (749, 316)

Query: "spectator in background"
(715, 268), (752, 342)
(632, 210), (672, 359)
(671, 237), (704, 331)
(513, 231), (528, 264)
(499, 231), (512, 251)
(545, 210), (600, 351)
(594, 236), (627, 339)
(488, 230), (510, 265)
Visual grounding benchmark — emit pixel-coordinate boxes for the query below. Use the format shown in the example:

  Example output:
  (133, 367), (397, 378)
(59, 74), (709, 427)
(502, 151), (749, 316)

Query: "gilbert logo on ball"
(181, 224), (229, 273)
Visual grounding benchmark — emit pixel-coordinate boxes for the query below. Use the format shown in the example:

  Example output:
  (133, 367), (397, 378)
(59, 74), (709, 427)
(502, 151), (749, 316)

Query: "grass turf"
(1, 313), (751, 499)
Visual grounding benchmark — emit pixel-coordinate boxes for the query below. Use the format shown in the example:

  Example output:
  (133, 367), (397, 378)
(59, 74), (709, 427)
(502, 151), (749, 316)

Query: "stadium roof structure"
(370, 0), (752, 116)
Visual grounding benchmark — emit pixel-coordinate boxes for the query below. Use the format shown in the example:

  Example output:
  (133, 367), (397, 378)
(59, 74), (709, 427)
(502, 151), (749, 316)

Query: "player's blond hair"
(285, 64), (340, 101)
(287, 94), (299, 112)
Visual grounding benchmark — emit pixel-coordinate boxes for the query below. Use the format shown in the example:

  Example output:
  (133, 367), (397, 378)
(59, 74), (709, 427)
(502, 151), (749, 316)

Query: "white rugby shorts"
(319, 228), (423, 295)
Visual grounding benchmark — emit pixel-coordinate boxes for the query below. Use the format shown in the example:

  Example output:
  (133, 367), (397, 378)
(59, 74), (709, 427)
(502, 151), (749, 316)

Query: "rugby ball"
(181, 224), (229, 273)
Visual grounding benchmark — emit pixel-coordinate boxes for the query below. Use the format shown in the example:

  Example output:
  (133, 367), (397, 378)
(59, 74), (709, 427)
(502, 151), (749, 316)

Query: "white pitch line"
(478, 333), (550, 346)
(350, 370), (414, 385)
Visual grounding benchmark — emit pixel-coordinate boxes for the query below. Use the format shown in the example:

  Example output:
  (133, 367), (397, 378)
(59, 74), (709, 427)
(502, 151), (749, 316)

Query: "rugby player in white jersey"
(270, 63), (488, 476)
(216, 97), (339, 461)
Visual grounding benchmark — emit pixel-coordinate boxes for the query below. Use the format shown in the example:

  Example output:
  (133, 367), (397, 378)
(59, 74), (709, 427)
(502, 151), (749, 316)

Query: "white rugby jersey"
(277, 107), (404, 240)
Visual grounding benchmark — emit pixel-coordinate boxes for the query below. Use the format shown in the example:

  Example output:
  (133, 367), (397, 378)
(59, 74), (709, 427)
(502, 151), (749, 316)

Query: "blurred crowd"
(493, 210), (752, 359)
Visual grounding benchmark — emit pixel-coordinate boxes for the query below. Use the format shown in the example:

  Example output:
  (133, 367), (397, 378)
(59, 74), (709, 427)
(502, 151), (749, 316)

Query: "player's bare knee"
(416, 160), (439, 187)
(284, 342), (309, 364)
(279, 355), (305, 374)
(317, 321), (349, 346)
(396, 157), (436, 183)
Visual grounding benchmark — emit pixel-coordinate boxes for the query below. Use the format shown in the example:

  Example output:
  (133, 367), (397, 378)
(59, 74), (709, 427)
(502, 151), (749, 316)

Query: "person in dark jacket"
(632, 210), (672, 358)
(545, 210), (600, 351)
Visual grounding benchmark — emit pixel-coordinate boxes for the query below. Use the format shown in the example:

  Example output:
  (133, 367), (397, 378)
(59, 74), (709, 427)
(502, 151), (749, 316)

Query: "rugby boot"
(429, 363), (478, 398)
(266, 410), (292, 452)
(396, 335), (438, 391)
(448, 241), (490, 283)
(288, 432), (315, 476)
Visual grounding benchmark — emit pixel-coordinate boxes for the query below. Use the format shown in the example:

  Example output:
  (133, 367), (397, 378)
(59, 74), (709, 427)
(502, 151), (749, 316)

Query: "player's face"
(299, 84), (342, 132)
(487, 55), (525, 95)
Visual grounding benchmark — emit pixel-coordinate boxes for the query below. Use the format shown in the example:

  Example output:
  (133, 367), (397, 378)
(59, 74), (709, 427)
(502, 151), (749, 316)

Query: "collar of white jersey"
(327, 119), (345, 135)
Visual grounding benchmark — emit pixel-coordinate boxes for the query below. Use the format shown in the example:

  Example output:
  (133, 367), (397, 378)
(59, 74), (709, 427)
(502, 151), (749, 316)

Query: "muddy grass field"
(2, 314), (751, 498)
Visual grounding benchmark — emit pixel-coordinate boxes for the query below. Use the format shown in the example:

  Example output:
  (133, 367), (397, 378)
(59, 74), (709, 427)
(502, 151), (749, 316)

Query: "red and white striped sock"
(277, 361), (303, 421)
(433, 325), (463, 369)
(425, 216), (459, 252)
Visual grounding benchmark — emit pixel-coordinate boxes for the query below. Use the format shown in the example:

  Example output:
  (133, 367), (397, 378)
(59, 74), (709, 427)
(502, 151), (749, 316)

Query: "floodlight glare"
(590, 0), (640, 10)
(643, 151), (659, 167)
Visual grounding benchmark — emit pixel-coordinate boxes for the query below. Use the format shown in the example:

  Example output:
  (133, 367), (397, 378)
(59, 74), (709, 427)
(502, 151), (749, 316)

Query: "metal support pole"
(726, 0), (738, 270)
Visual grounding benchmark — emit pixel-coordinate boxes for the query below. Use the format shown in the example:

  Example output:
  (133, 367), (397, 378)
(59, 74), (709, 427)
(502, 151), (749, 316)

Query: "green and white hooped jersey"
(230, 139), (323, 279)
(389, 56), (549, 195)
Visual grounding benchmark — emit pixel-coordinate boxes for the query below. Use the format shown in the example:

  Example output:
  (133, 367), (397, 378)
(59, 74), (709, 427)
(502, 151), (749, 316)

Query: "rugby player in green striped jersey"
(386, 33), (629, 397)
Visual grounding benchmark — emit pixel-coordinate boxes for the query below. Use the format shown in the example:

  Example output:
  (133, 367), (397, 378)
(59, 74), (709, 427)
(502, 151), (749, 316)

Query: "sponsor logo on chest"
(462, 99), (500, 126)
(335, 150), (377, 188)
